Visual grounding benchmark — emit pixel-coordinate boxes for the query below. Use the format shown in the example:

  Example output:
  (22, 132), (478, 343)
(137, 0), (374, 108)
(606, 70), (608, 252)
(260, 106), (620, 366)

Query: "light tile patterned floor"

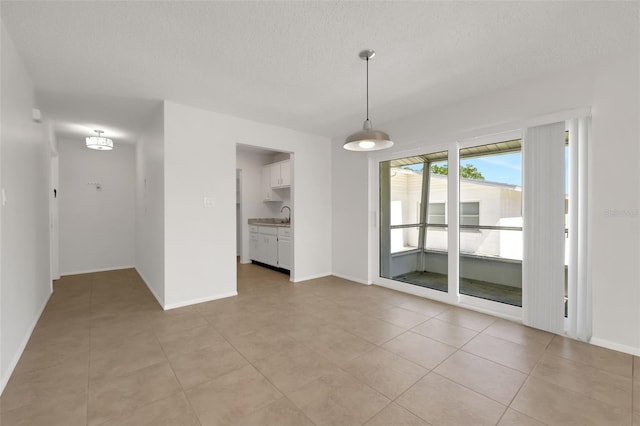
(1, 263), (638, 425)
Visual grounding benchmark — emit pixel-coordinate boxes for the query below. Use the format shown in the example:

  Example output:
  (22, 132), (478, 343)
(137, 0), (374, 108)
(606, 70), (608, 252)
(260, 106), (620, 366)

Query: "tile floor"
(1, 263), (638, 425)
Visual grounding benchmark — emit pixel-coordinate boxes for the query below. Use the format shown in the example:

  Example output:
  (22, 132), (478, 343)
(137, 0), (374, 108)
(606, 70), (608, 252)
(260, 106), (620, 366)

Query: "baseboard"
(134, 267), (164, 308)
(163, 291), (238, 311)
(292, 272), (332, 283)
(1, 289), (52, 395)
(331, 273), (371, 285)
(589, 337), (640, 357)
(60, 265), (135, 276)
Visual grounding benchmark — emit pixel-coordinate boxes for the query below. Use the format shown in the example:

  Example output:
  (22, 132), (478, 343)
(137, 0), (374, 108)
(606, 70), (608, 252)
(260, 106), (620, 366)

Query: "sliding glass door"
(458, 139), (523, 306)
(379, 151), (448, 292)
(377, 119), (584, 333)
(379, 141), (524, 308)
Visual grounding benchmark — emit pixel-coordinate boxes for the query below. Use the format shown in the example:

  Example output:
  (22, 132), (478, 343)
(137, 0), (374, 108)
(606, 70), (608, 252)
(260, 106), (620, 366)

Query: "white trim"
(447, 146), (459, 304)
(368, 140), (451, 163)
(60, 265), (135, 276)
(518, 107), (592, 130)
(164, 291), (238, 311)
(451, 107), (592, 149)
(375, 276), (458, 305)
(1, 290), (52, 395)
(331, 273), (371, 285)
(369, 108), (589, 158)
(458, 294), (521, 321)
(292, 272), (332, 283)
(457, 129), (523, 150)
(367, 157), (376, 286)
(135, 267), (164, 308)
(587, 337), (640, 357)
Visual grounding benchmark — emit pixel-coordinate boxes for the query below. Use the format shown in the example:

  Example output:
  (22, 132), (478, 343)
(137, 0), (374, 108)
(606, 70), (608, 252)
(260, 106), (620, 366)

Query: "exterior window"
(460, 202), (480, 227)
(428, 203), (445, 225)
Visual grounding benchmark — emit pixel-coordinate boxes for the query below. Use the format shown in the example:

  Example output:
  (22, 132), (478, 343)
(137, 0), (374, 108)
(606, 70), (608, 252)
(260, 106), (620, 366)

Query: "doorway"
(235, 144), (293, 290)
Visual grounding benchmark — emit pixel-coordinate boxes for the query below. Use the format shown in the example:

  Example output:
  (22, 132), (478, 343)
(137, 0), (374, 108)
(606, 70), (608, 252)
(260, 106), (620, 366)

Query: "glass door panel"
(380, 152), (448, 292)
(459, 140), (523, 306)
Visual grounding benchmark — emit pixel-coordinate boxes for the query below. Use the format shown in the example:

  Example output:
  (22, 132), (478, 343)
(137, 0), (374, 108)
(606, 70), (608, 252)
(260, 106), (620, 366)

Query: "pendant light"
(86, 130), (113, 150)
(344, 49), (393, 151)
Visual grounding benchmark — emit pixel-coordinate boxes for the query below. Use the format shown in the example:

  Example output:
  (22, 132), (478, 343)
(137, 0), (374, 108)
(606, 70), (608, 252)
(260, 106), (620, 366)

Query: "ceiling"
(2, 1), (637, 145)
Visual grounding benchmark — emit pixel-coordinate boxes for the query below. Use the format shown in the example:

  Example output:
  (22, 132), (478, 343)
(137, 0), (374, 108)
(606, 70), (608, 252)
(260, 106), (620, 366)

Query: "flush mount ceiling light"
(86, 130), (113, 151)
(344, 49), (394, 152)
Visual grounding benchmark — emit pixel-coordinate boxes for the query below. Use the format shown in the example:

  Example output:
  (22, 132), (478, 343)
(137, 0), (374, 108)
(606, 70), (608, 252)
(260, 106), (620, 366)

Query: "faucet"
(280, 205), (291, 223)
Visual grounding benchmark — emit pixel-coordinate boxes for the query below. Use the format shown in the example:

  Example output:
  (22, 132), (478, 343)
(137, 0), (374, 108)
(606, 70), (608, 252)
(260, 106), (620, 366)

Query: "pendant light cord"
(366, 56), (369, 121)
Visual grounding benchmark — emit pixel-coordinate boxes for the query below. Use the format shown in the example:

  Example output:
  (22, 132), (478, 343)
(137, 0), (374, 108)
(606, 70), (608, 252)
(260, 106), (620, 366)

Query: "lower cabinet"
(249, 231), (260, 261)
(259, 234), (278, 266)
(277, 227), (291, 270)
(249, 225), (292, 270)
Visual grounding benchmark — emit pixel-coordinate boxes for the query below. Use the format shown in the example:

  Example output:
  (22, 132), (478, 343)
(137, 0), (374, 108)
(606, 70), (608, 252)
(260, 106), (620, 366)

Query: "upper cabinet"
(262, 166), (281, 202)
(269, 160), (291, 188)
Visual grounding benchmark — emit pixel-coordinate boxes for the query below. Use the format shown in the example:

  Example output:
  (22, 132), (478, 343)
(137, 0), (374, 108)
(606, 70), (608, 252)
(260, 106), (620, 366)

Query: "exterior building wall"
(390, 170), (523, 259)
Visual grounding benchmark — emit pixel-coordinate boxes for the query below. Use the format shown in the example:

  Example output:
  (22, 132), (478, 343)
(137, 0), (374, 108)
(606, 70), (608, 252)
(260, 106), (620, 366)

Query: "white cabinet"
(277, 227), (292, 270)
(249, 225), (260, 260)
(262, 166), (281, 202)
(260, 234), (278, 266)
(250, 226), (278, 267)
(262, 160), (291, 202)
(269, 160), (291, 188)
(249, 225), (292, 271)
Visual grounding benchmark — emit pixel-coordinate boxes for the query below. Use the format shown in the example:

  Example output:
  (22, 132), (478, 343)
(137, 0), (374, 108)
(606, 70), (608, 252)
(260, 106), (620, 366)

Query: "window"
(460, 202), (479, 227)
(428, 203), (445, 225)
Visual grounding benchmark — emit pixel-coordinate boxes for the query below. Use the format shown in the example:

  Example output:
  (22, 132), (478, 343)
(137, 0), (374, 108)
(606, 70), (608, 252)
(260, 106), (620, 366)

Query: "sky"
(461, 147), (569, 191)
(404, 147), (569, 190)
(461, 152), (522, 186)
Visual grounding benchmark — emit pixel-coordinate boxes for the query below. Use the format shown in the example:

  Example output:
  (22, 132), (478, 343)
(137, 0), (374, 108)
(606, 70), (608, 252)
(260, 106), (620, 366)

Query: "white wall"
(0, 23), (52, 393)
(332, 55), (640, 354)
(135, 105), (165, 305)
(58, 139), (135, 275)
(163, 101), (331, 308)
(331, 144), (371, 284)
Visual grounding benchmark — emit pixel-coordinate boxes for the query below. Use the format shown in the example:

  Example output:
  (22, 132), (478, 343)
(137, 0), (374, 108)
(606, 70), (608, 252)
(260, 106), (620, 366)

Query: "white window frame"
(368, 108), (590, 322)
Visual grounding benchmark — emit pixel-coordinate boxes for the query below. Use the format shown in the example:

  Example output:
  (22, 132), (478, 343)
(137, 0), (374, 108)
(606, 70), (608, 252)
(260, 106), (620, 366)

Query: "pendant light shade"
(86, 130), (113, 151)
(344, 119), (394, 151)
(344, 49), (393, 152)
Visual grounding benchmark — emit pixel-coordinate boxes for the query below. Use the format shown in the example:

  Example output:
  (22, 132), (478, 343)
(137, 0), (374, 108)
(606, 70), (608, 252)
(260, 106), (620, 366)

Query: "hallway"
(0, 264), (638, 425)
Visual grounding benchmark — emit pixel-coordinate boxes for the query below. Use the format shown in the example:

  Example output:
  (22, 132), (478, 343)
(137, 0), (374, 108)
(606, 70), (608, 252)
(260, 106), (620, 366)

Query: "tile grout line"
(211, 314), (320, 425)
(155, 331), (204, 426)
(387, 336), (464, 425)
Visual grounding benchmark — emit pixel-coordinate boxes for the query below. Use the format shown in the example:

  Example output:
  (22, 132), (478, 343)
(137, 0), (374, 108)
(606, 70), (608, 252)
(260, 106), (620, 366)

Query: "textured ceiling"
(2, 1), (637, 144)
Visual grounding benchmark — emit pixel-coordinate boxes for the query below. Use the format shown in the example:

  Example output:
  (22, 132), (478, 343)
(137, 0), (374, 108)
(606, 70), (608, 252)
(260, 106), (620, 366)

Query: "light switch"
(203, 197), (215, 208)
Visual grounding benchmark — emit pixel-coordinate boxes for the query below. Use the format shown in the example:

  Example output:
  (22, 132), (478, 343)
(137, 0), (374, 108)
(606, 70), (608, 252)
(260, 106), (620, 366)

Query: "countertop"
(248, 218), (291, 228)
